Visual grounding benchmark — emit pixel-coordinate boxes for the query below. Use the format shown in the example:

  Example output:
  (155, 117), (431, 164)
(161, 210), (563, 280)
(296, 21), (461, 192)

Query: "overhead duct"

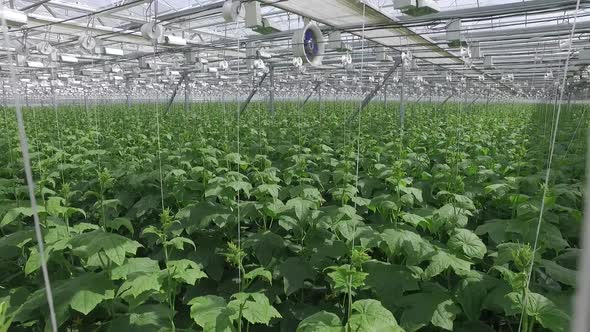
(244, 1), (279, 34)
(394, 0), (439, 16)
(328, 31), (352, 52)
(103, 47), (124, 56)
(164, 35), (187, 46)
(446, 19), (464, 48)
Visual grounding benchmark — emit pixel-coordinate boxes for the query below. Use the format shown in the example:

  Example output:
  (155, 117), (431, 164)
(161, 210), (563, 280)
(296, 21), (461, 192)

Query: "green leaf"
(165, 236), (196, 251)
(186, 202), (232, 232)
(431, 299), (461, 331)
(507, 292), (569, 332)
(424, 250), (472, 279)
(381, 228), (434, 265)
(256, 184), (281, 199)
(402, 213), (426, 227)
(326, 265), (367, 294)
(297, 311), (343, 332)
(285, 197), (315, 221)
(106, 217), (134, 234)
(111, 258), (161, 280)
(16, 272), (114, 325)
(276, 257), (315, 296)
(347, 299), (403, 332)
(118, 273), (162, 298)
(188, 295), (236, 332)
(364, 261), (419, 309)
(541, 259), (577, 286)
(106, 304), (172, 332)
(0, 230), (33, 259)
(475, 219), (509, 244)
(229, 292), (281, 325)
(398, 284), (454, 332)
(244, 267), (272, 285)
(434, 204), (471, 228)
(448, 229), (486, 259)
(69, 230), (142, 266)
(1, 206), (46, 227)
(167, 259), (207, 285)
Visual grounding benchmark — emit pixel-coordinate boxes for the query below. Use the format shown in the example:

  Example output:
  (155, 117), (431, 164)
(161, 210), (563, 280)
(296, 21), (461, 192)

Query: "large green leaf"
(507, 292), (569, 332)
(381, 228), (434, 265)
(276, 257), (315, 296)
(448, 229), (486, 259)
(297, 311), (343, 332)
(69, 229), (142, 266)
(188, 295), (236, 332)
(228, 292), (281, 325)
(16, 272), (114, 326)
(364, 261), (419, 309)
(111, 257), (161, 280)
(541, 259), (577, 286)
(106, 304), (172, 332)
(347, 299), (403, 332)
(423, 250), (472, 279)
(398, 283), (458, 332)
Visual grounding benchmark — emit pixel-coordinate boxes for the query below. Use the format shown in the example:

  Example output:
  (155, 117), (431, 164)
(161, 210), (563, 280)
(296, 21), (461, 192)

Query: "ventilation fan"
(37, 41), (53, 55)
(78, 35), (96, 53)
(292, 22), (325, 67)
(222, 0), (244, 23)
(141, 23), (165, 43)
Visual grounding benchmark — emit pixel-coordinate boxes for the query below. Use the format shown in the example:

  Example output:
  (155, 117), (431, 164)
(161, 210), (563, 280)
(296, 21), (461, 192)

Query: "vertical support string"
(0, 7), (58, 332)
(349, 0), (367, 323)
(518, 1), (582, 331)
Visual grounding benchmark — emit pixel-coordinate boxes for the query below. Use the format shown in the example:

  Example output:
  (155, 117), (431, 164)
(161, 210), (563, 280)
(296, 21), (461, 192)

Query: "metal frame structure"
(0, 0), (589, 104)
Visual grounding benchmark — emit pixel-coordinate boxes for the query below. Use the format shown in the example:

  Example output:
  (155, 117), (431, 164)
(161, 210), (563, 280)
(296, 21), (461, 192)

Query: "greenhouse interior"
(0, 0), (590, 331)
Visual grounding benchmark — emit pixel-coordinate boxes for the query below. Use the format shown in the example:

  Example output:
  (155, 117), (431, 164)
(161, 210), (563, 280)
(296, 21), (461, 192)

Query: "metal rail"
(165, 73), (187, 114)
(347, 57), (402, 123)
(301, 81), (322, 108)
(240, 71), (269, 115)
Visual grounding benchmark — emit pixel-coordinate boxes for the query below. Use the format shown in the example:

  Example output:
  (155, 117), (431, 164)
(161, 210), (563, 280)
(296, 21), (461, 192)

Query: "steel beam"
(348, 57), (402, 123)
(165, 73), (187, 114)
(301, 81), (322, 108)
(240, 71), (269, 115)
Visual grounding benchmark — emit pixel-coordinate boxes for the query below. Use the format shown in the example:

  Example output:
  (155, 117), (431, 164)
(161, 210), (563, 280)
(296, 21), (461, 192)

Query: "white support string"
(0, 7), (58, 332)
(348, 0), (367, 323)
(234, 18), (242, 294)
(518, 1), (582, 331)
(152, 0), (165, 212)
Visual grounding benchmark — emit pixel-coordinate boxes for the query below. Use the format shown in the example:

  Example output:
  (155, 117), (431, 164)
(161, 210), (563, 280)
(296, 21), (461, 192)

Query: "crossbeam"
(301, 81), (322, 108)
(240, 71), (269, 115)
(347, 57), (402, 123)
(165, 73), (187, 114)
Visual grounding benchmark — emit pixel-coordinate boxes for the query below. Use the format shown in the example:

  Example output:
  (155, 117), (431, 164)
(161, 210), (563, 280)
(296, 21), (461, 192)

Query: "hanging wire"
(0, 7), (58, 332)
(50, 66), (65, 186)
(151, 0), (166, 212)
(518, 1), (582, 331)
(234, 17), (243, 297)
(348, 0), (367, 323)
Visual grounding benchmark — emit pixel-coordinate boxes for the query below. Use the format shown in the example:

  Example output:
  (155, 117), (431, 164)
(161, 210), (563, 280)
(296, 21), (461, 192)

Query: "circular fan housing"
(141, 23), (165, 43)
(292, 22), (325, 67)
(79, 35), (96, 52)
(222, 0), (244, 23)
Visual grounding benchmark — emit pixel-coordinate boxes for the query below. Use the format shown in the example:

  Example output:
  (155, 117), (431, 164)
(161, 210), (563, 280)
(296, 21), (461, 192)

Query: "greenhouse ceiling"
(0, 0), (589, 101)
